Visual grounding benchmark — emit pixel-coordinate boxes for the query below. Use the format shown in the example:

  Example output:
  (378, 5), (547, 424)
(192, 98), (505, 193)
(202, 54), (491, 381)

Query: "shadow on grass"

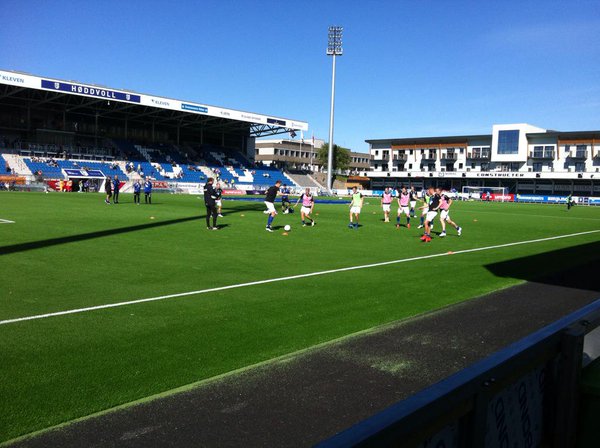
(485, 241), (600, 292)
(0, 216), (200, 256)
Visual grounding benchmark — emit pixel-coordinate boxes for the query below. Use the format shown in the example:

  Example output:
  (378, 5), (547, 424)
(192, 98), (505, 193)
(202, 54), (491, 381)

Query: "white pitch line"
(1, 229), (599, 326)
(0, 218), (15, 224)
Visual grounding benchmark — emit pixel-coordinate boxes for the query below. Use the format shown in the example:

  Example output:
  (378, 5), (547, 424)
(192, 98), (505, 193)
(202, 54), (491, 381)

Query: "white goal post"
(460, 186), (509, 201)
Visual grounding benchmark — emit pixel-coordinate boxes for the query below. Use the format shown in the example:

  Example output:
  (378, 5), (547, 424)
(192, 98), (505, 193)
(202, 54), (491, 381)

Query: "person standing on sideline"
(215, 182), (224, 217)
(112, 175), (120, 204)
(264, 180), (281, 232)
(204, 177), (218, 230)
(104, 176), (112, 204)
(144, 178), (152, 204)
(294, 187), (315, 226)
(133, 179), (141, 205)
(348, 186), (363, 229)
(381, 187), (393, 222)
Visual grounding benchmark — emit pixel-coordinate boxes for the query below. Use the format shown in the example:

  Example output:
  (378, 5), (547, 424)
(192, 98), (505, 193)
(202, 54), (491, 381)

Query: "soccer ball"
(284, 225), (291, 232)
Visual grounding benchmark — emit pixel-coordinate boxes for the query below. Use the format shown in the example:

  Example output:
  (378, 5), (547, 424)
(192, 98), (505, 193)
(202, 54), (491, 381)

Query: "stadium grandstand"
(0, 69), (308, 192)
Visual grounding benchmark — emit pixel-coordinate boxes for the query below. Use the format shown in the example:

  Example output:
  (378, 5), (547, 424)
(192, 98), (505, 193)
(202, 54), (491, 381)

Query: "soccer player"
(133, 179), (141, 205)
(418, 189), (433, 230)
(104, 176), (112, 204)
(396, 186), (411, 229)
(112, 175), (120, 204)
(215, 182), (224, 217)
(264, 180), (281, 232)
(381, 187), (393, 222)
(348, 186), (363, 229)
(409, 186), (418, 217)
(281, 184), (291, 214)
(295, 187), (315, 226)
(204, 177), (219, 230)
(421, 186), (440, 242)
(437, 188), (462, 237)
(567, 193), (575, 210)
(143, 178), (152, 204)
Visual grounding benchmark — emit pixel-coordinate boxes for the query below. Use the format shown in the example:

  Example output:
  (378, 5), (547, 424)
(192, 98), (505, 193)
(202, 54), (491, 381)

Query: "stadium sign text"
(475, 172), (525, 178)
(1, 74), (25, 84)
(41, 80), (141, 103)
(181, 103), (208, 113)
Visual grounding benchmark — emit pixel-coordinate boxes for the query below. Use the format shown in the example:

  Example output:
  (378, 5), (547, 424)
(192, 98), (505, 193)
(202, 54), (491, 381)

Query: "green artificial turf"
(0, 192), (599, 442)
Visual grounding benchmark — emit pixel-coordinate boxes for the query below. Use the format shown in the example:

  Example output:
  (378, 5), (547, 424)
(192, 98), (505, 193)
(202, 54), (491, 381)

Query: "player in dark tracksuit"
(133, 180), (141, 205)
(104, 177), (112, 204)
(204, 177), (219, 230)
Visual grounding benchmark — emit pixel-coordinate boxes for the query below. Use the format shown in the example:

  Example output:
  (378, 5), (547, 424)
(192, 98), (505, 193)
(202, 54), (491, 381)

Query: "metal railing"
(467, 151), (491, 159)
(440, 153), (457, 160)
(530, 150), (555, 159)
(317, 299), (600, 448)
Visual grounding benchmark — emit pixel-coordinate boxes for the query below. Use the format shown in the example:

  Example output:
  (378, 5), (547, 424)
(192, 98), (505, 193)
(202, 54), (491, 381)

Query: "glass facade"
(497, 130), (520, 154)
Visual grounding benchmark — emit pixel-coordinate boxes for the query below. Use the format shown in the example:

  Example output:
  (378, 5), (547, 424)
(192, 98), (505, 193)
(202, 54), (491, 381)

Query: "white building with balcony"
(366, 124), (600, 195)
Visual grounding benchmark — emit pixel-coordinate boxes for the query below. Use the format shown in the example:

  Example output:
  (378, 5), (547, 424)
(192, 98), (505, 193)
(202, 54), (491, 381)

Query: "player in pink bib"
(294, 187), (316, 226)
(396, 186), (411, 229)
(381, 187), (393, 222)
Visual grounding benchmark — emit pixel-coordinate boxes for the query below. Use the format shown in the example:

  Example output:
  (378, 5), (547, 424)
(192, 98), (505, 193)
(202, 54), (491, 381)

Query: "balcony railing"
(569, 151), (588, 159)
(440, 153), (457, 160)
(529, 150), (555, 159)
(421, 153), (437, 160)
(467, 151), (490, 159)
(393, 154), (408, 161)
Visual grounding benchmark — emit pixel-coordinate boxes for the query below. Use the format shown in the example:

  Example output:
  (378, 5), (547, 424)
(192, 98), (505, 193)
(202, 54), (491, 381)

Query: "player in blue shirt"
(112, 175), (121, 204)
(281, 184), (291, 214)
(133, 180), (141, 205)
(144, 179), (153, 204)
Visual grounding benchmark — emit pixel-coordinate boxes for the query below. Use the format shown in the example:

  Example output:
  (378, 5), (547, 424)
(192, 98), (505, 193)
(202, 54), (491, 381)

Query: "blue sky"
(1, 0), (599, 153)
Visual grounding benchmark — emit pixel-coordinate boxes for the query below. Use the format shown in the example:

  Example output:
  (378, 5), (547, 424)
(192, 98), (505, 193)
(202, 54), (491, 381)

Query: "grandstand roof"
(0, 69), (308, 137)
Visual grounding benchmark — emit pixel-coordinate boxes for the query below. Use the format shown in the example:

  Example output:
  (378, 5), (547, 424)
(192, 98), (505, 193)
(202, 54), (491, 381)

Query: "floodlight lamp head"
(326, 25), (344, 56)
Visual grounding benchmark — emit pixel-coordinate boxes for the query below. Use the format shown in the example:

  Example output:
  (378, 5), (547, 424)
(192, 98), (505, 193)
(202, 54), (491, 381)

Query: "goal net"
(461, 186), (509, 201)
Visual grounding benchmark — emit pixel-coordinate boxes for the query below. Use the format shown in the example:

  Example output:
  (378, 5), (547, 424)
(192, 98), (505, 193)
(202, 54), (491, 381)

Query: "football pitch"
(1, 192), (599, 443)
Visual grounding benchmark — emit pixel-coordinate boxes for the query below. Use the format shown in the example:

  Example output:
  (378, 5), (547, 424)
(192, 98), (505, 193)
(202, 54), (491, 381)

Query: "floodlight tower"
(326, 26), (343, 193)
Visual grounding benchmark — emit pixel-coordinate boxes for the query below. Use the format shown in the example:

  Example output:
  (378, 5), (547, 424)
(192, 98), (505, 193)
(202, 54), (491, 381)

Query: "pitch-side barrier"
(316, 299), (600, 448)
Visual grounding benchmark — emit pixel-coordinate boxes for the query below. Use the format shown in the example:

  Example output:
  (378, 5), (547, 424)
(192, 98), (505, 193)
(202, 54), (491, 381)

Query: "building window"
(408, 163), (412, 169)
(481, 163), (490, 172)
(575, 162), (585, 172)
(374, 150), (379, 156)
(471, 162), (475, 169)
(458, 163), (463, 169)
(533, 162), (542, 172)
(498, 130), (520, 154)
(409, 150), (413, 155)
